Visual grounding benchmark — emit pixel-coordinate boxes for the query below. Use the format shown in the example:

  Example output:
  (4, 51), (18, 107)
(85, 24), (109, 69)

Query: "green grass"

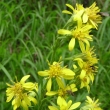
(0, 0), (110, 110)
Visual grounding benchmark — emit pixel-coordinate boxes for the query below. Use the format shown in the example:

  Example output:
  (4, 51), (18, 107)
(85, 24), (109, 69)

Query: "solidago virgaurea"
(6, 75), (38, 110)
(38, 61), (75, 91)
(46, 79), (77, 98)
(62, 2), (102, 29)
(58, 24), (93, 51)
(80, 96), (102, 110)
(48, 96), (81, 110)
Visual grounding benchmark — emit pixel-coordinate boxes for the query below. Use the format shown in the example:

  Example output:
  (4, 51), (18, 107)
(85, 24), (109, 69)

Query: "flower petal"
(20, 75), (30, 84)
(66, 4), (75, 12)
(46, 91), (57, 96)
(38, 71), (49, 76)
(69, 102), (81, 110)
(62, 68), (75, 79)
(28, 96), (37, 105)
(82, 13), (88, 23)
(62, 10), (72, 14)
(69, 38), (75, 51)
(48, 106), (58, 110)
(86, 96), (93, 103)
(80, 70), (86, 79)
(46, 78), (52, 91)
(6, 92), (14, 102)
(56, 77), (65, 89)
(21, 100), (28, 110)
(58, 29), (72, 35)
(79, 40), (85, 52)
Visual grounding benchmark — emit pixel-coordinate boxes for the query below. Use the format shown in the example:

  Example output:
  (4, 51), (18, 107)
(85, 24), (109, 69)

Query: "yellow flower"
(38, 61), (75, 91)
(81, 96), (103, 110)
(58, 24), (92, 51)
(79, 42), (98, 65)
(46, 78), (77, 98)
(74, 58), (97, 92)
(6, 75), (38, 110)
(62, 3), (102, 29)
(62, 3), (84, 27)
(48, 96), (81, 110)
(83, 2), (102, 29)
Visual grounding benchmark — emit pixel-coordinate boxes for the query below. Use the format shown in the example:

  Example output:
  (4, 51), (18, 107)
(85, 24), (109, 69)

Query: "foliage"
(0, 0), (110, 110)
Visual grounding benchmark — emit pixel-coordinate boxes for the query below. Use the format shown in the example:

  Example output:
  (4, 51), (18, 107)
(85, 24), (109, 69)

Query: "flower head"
(62, 2), (102, 29)
(48, 96), (81, 110)
(38, 61), (75, 91)
(58, 24), (92, 51)
(79, 43), (98, 65)
(46, 78), (77, 98)
(6, 75), (38, 110)
(83, 2), (102, 29)
(74, 58), (97, 91)
(80, 96), (103, 110)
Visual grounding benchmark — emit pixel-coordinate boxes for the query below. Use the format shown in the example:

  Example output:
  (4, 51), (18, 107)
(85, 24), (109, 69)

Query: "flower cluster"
(6, 2), (103, 110)
(6, 75), (38, 110)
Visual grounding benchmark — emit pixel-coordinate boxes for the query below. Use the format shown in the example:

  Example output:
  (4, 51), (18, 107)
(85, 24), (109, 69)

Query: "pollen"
(12, 82), (24, 99)
(49, 62), (62, 77)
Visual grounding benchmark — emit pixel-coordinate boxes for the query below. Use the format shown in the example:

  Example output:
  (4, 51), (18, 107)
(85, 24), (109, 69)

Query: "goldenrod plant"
(5, 2), (103, 110)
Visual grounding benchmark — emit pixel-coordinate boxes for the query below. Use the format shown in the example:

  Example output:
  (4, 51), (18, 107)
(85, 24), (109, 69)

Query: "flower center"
(13, 82), (23, 98)
(49, 62), (62, 77)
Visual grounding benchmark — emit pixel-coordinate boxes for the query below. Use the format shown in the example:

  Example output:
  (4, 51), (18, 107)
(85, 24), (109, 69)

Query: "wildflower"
(48, 96), (81, 110)
(80, 96), (102, 110)
(63, 2), (102, 29)
(46, 78), (77, 98)
(79, 42), (98, 65)
(38, 61), (75, 91)
(58, 24), (92, 51)
(6, 75), (38, 110)
(83, 2), (102, 29)
(74, 58), (97, 91)
(62, 3), (85, 26)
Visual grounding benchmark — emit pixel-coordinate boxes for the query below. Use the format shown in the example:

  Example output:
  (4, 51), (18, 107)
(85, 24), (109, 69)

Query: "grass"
(0, 0), (110, 110)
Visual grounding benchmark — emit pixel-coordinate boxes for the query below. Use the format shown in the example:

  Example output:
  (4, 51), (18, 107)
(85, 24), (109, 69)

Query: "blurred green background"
(0, 0), (110, 109)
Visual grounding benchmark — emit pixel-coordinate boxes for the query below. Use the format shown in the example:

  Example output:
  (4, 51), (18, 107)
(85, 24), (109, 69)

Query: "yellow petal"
(21, 100), (28, 110)
(69, 84), (77, 92)
(79, 40), (85, 52)
(23, 82), (35, 90)
(66, 4), (74, 12)
(38, 71), (49, 76)
(56, 77), (65, 89)
(69, 38), (75, 51)
(62, 68), (75, 79)
(46, 78), (52, 91)
(82, 13), (88, 23)
(20, 75), (30, 84)
(48, 106), (58, 110)
(89, 19), (97, 29)
(82, 39), (90, 47)
(57, 96), (66, 106)
(74, 58), (83, 62)
(28, 96), (37, 105)
(80, 70), (86, 79)
(67, 100), (72, 109)
(46, 91), (57, 96)
(62, 10), (72, 14)
(86, 96), (93, 103)
(6, 92), (14, 102)
(58, 29), (72, 35)
(69, 102), (81, 110)
(73, 64), (77, 69)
